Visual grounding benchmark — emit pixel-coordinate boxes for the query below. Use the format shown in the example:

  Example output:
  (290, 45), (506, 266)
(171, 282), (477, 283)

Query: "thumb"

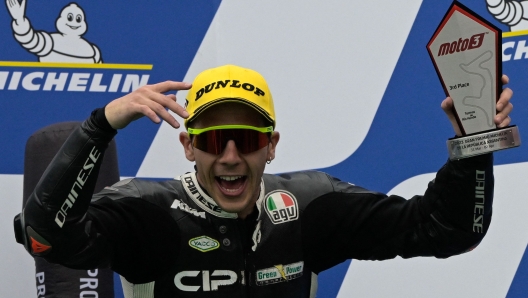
(441, 97), (462, 136)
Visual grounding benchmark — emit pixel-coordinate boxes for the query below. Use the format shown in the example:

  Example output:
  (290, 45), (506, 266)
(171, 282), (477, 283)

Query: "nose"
(218, 140), (242, 164)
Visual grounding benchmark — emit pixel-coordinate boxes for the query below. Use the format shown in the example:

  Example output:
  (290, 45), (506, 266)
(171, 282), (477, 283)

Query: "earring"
(267, 158), (272, 164)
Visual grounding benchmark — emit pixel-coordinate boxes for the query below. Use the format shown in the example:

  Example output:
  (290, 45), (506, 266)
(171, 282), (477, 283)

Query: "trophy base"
(447, 125), (521, 160)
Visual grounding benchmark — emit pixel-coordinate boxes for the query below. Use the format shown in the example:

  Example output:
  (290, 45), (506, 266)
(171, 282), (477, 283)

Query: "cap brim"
(185, 97), (275, 128)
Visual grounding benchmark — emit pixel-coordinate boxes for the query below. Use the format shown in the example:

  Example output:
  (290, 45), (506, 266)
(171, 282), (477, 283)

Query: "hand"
(104, 81), (191, 129)
(6, 0), (26, 23)
(441, 74), (513, 136)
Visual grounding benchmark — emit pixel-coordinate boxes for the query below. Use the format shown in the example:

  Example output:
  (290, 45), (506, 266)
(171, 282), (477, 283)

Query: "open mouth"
(215, 175), (247, 195)
(67, 25), (81, 29)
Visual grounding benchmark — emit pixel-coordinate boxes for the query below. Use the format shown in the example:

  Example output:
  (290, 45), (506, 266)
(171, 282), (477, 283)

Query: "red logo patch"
(30, 236), (51, 254)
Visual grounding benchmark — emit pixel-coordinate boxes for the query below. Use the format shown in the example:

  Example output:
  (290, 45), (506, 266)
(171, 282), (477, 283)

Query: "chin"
(218, 203), (245, 213)
(216, 199), (247, 214)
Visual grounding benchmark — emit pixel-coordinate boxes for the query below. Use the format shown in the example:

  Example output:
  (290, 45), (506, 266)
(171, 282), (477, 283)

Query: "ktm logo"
(437, 33), (485, 57)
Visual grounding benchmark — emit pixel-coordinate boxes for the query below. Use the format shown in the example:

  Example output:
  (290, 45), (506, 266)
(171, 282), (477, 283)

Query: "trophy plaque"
(427, 1), (521, 160)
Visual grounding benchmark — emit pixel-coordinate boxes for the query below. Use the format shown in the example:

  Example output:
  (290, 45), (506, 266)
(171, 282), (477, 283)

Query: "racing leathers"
(14, 108), (494, 298)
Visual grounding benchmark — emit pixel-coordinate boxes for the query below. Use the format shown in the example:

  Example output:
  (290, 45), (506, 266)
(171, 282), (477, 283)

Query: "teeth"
(222, 186), (241, 192)
(218, 176), (242, 181)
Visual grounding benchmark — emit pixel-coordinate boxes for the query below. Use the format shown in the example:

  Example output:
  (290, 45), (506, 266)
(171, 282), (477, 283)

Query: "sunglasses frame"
(187, 125), (274, 155)
(187, 125), (273, 135)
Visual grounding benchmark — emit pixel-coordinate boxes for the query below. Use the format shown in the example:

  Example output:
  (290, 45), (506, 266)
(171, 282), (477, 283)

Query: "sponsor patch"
(264, 190), (299, 224)
(189, 236), (220, 252)
(174, 270), (237, 291)
(256, 261), (304, 286)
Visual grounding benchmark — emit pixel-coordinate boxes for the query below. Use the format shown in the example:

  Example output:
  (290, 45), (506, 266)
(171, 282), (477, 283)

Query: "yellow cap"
(184, 65), (275, 128)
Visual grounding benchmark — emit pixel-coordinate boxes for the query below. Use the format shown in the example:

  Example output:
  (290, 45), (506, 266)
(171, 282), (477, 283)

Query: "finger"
(495, 102), (513, 125)
(441, 96), (454, 113)
(131, 103), (160, 124)
(501, 74), (509, 85)
(146, 89), (189, 118)
(165, 94), (189, 117)
(166, 100), (189, 119)
(497, 116), (511, 128)
(441, 97), (463, 136)
(141, 89), (189, 119)
(140, 98), (181, 128)
(141, 93), (189, 128)
(150, 81), (191, 93)
(133, 99), (181, 128)
(497, 87), (513, 111)
(123, 84), (189, 128)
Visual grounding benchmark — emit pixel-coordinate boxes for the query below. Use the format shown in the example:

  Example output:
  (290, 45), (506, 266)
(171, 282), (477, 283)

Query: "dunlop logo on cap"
(194, 80), (266, 101)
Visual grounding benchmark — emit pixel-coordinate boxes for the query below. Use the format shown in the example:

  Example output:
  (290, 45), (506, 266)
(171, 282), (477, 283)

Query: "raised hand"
(441, 74), (513, 136)
(104, 81), (192, 129)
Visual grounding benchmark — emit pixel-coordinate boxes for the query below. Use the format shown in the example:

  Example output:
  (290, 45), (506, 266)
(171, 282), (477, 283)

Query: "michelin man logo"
(487, 0), (528, 31)
(6, 0), (102, 63)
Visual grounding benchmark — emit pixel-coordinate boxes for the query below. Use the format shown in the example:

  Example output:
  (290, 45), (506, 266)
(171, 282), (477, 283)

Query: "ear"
(179, 132), (195, 161)
(267, 131), (280, 161)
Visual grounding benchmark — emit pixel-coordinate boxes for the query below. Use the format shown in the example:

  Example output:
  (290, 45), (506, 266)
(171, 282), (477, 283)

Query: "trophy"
(427, 1), (521, 160)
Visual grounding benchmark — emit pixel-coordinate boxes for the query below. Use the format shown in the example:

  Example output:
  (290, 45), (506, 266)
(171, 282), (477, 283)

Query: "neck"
(237, 199), (257, 219)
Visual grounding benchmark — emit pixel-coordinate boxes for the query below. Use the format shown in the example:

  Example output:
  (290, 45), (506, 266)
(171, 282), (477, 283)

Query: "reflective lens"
(188, 125), (273, 155)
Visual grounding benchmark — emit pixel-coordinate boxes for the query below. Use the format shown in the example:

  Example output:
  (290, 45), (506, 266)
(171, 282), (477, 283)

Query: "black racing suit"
(14, 109), (494, 298)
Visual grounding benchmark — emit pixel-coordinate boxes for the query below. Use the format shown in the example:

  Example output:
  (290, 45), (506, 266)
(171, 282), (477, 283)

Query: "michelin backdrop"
(1, 0), (528, 297)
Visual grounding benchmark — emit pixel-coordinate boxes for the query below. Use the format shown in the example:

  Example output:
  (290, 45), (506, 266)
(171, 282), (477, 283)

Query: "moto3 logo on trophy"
(437, 32), (486, 56)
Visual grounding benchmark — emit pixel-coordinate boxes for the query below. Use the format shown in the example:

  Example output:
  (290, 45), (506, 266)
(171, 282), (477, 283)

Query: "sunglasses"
(188, 125), (273, 155)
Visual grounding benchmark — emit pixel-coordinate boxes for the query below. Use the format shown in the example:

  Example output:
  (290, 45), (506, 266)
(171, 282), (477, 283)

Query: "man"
(14, 65), (513, 297)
